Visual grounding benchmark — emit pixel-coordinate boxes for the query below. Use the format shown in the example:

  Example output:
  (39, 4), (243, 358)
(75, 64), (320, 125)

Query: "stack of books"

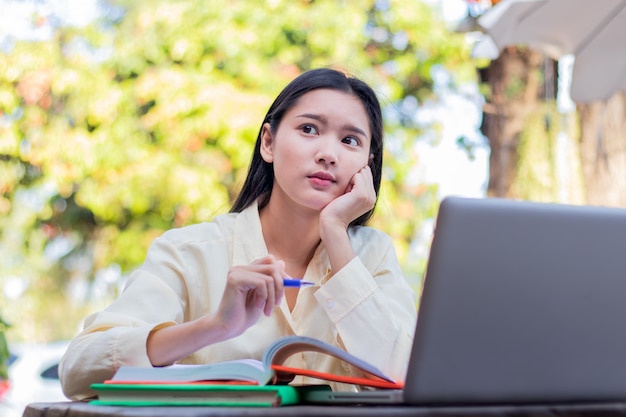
(90, 335), (402, 407)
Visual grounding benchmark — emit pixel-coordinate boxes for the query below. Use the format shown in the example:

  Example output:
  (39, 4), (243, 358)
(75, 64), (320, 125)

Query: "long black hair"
(230, 67), (384, 227)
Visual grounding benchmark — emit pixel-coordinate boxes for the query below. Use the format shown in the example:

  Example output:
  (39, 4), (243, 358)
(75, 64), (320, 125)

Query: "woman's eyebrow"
(296, 113), (367, 137)
(345, 125), (368, 137)
(296, 113), (326, 123)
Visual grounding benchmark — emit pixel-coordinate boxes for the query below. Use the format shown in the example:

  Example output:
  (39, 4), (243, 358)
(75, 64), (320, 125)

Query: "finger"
(247, 274), (269, 310)
(245, 285), (265, 310)
(357, 165), (373, 184)
(268, 261), (289, 314)
(263, 272), (276, 316)
(251, 254), (277, 266)
(248, 257), (285, 313)
(244, 255), (288, 308)
(350, 173), (376, 211)
(265, 257), (286, 306)
(349, 171), (369, 195)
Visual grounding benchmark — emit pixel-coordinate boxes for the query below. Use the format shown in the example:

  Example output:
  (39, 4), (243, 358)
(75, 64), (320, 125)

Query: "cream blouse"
(59, 201), (417, 400)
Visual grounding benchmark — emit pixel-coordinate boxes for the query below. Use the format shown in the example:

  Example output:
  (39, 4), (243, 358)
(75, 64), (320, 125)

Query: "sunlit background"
(0, 0), (487, 343)
(3, 0), (625, 414)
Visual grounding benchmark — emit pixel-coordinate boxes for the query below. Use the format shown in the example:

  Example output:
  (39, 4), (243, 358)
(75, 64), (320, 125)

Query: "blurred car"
(0, 341), (70, 417)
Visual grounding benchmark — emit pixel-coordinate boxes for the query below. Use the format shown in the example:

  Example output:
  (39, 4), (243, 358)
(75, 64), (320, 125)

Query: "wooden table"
(23, 401), (626, 417)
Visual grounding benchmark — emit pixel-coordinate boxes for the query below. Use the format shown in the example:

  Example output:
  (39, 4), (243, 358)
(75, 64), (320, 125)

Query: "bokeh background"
(2, 3), (626, 410)
(0, 0), (487, 345)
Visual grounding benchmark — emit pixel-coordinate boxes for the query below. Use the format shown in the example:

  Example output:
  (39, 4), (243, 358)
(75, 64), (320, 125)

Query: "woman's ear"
(260, 123), (274, 163)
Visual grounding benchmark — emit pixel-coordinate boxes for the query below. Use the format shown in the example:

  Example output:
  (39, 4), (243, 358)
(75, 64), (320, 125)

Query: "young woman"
(59, 67), (417, 400)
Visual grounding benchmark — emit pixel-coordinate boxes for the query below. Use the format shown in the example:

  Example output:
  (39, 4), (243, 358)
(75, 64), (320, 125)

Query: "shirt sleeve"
(313, 230), (417, 382)
(58, 235), (188, 401)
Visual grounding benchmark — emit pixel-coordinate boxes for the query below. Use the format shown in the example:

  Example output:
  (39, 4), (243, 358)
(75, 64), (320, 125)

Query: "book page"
(111, 359), (272, 384)
(263, 335), (395, 382)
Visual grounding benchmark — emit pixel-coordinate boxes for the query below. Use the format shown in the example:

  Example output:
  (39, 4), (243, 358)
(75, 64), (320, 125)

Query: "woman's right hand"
(147, 255), (285, 366)
(212, 255), (286, 339)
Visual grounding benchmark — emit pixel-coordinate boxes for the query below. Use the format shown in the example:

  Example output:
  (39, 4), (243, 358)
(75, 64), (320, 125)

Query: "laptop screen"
(404, 197), (626, 405)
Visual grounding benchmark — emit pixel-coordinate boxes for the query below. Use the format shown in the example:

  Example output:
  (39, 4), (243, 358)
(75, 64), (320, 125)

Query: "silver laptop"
(305, 196), (626, 405)
(404, 196), (626, 405)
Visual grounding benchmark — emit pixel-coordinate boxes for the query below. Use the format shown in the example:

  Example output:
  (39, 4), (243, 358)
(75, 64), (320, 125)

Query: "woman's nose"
(315, 137), (338, 165)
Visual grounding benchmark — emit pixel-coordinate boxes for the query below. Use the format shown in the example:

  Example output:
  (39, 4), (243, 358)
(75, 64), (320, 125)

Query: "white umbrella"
(471, 0), (626, 103)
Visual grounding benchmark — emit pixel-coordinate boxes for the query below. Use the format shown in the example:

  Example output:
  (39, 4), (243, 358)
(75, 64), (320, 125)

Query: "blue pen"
(283, 278), (315, 287)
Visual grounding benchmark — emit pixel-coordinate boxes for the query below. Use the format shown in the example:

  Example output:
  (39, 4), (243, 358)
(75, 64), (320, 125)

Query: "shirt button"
(326, 299), (335, 309)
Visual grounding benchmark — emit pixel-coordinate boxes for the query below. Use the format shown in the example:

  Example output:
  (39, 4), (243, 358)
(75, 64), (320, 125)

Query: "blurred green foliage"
(0, 315), (8, 380)
(0, 0), (475, 342)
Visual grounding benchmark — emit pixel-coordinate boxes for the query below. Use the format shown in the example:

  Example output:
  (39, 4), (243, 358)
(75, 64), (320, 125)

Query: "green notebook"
(89, 383), (299, 407)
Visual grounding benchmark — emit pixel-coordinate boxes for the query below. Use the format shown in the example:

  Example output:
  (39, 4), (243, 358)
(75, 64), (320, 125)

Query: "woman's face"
(260, 88), (372, 213)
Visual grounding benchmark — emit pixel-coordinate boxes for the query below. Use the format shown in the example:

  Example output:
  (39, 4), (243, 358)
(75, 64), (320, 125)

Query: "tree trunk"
(577, 93), (626, 207)
(480, 47), (546, 198)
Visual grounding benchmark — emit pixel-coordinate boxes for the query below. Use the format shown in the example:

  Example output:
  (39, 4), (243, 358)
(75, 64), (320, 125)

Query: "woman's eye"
(302, 124), (318, 135)
(342, 136), (360, 147)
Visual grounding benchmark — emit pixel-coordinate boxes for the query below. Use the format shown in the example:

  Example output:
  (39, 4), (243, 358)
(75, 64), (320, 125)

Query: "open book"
(108, 335), (402, 389)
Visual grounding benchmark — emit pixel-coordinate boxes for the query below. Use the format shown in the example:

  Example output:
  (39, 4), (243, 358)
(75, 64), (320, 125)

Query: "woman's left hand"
(319, 165), (376, 230)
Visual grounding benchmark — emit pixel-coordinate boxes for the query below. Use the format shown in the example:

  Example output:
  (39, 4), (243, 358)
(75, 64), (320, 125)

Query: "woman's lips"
(308, 172), (335, 187)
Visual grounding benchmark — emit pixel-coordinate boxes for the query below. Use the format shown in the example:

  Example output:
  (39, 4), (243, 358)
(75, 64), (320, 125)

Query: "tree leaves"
(0, 0), (474, 341)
